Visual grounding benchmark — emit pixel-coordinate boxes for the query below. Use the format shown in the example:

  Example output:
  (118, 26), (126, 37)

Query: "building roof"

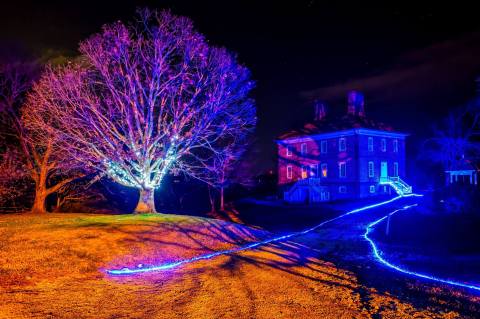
(278, 113), (401, 141)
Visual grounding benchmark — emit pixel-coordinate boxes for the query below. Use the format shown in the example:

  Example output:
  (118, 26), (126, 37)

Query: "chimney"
(347, 90), (365, 117)
(313, 100), (327, 121)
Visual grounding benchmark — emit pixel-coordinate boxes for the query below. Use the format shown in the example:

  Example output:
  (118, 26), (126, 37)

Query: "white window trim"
(301, 165), (307, 179)
(287, 165), (292, 179)
(301, 143), (307, 155)
(394, 162), (399, 177)
(310, 164), (318, 177)
(286, 145), (293, 157)
(339, 162), (347, 178)
(393, 139), (398, 153)
(368, 161), (374, 178)
(321, 163), (328, 177)
(368, 137), (373, 152)
(370, 185), (376, 193)
(320, 140), (327, 154)
(339, 137), (346, 151)
(381, 138), (386, 152)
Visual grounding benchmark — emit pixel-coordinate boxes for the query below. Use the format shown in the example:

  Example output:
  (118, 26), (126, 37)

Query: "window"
(321, 163), (328, 177)
(393, 162), (399, 177)
(339, 138), (346, 151)
(368, 137), (373, 152)
(287, 165), (292, 179)
(381, 138), (386, 152)
(370, 185), (376, 193)
(338, 186), (347, 193)
(339, 162), (346, 178)
(393, 139), (398, 153)
(301, 143), (307, 155)
(320, 140), (327, 154)
(301, 165), (308, 179)
(310, 164), (318, 177)
(286, 145), (293, 157)
(368, 161), (374, 178)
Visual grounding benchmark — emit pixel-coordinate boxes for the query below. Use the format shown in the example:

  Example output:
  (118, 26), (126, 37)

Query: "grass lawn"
(0, 212), (468, 318)
(371, 208), (480, 285)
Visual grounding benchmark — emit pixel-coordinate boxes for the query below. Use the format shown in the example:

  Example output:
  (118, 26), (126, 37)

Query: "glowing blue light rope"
(107, 193), (422, 275)
(364, 204), (480, 292)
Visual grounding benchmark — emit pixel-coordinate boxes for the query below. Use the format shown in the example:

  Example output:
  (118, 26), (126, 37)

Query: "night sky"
(2, 1), (480, 173)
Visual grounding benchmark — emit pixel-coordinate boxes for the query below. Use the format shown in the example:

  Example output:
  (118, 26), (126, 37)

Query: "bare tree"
(422, 98), (480, 170)
(206, 141), (250, 211)
(23, 9), (256, 214)
(0, 60), (83, 214)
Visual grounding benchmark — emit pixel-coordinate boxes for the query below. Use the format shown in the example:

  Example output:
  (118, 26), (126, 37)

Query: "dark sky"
(2, 1), (480, 173)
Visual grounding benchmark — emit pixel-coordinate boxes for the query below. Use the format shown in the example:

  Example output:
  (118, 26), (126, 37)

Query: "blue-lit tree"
(422, 98), (480, 171)
(23, 9), (256, 213)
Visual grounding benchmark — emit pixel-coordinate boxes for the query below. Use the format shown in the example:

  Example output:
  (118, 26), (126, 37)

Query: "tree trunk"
(220, 186), (225, 211)
(208, 186), (216, 213)
(134, 188), (156, 214)
(31, 187), (47, 214)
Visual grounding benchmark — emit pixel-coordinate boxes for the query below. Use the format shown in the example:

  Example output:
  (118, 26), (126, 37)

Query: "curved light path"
(107, 193), (422, 275)
(364, 204), (480, 293)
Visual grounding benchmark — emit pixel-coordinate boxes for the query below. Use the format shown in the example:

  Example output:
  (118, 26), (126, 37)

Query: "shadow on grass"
(47, 199), (480, 318)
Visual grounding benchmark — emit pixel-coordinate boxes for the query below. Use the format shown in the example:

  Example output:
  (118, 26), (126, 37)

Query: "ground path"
(1, 198), (479, 318)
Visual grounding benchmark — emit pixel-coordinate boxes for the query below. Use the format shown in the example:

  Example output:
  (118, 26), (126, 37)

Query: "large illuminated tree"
(24, 9), (256, 213)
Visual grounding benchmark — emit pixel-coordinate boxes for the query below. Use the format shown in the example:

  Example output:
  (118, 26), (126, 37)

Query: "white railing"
(379, 176), (412, 195)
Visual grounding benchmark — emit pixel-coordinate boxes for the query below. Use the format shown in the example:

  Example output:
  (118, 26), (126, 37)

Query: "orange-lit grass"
(0, 213), (463, 318)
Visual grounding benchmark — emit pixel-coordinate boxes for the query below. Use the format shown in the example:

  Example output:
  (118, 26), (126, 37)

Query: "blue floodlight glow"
(364, 204), (480, 293)
(107, 193), (422, 275)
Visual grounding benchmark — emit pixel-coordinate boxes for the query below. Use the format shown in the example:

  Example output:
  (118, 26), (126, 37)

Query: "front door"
(380, 161), (388, 181)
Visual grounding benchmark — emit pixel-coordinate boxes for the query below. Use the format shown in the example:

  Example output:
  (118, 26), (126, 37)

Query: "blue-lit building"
(277, 91), (412, 203)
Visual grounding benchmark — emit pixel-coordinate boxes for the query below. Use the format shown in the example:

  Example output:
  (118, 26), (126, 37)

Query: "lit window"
(310, 164), (318, 177)
(321, 163), (328, 177)
(287, 165), (292, 179)
(339, 186), (347, 193)
(368, 161), (374, 178)
(339, 162), (346, 178)
(301, 143), (307, 155)
(286, 145), (293, 156)
(320, 140), (327, 153)
(339, 138), (346, 151)
(301, 165), (308, 179)
(368, 137), (373, 152)
(370, 185), (376, 193)
(393, 139), (398, 152)
(394, 162), (399, 177)
(381, 138), (386, 152)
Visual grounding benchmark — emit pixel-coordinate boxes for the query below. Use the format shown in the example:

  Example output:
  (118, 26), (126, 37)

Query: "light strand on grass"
(107, 193), (423, 275)
(364, 204), (480, 293)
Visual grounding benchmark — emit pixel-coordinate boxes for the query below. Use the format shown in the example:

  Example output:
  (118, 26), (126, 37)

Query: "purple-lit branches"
(1, 60), (83, 214)
(24, 9), (256, 213)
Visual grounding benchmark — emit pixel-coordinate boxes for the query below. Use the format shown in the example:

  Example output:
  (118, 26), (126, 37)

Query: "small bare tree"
(23, 9), (256, 214)
(206, 141), (250, 211)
